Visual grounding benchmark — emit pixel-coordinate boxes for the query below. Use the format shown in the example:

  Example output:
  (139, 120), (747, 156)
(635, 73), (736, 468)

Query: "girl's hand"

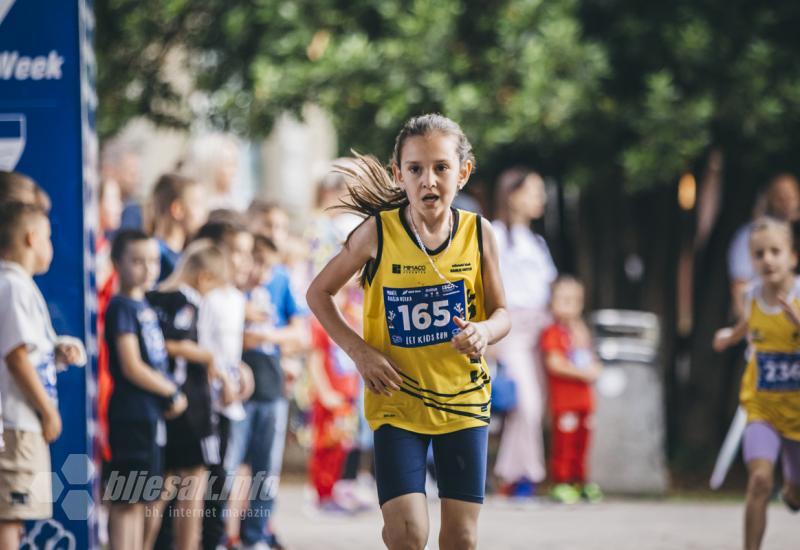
(56, 343), (81, 365)
(778, 295), (800, 329)
(712, 328), (734, 352)
(352, 345), (402, 397)
(452, 317), (489, 360)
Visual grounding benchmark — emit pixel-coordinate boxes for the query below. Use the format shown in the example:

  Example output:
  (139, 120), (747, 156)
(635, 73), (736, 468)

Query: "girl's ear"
(391, 161), (404, 188)
(458, 159), (473, 187)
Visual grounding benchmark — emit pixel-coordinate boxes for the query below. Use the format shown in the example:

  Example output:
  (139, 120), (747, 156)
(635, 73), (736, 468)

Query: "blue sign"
(383, 280), (466, 348)
(1, 1), (98, 548)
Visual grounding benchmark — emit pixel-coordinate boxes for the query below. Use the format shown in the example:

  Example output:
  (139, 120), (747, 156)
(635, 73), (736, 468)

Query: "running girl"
(713, 217), (800, 550)
(307, 114), (510, 550)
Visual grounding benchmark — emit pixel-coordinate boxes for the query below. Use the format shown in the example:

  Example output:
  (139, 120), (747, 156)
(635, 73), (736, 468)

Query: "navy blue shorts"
(373, 424), (488, 506)
(106, 419), (164, 503)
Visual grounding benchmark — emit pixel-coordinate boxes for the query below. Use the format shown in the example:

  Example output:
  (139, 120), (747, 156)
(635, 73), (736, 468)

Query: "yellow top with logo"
(362, 207), (491, 434)
(741, 281), (800, 440)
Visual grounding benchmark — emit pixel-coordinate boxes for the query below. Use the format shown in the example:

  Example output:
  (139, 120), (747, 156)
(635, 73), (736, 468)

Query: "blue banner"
(1, 1), (98, 548)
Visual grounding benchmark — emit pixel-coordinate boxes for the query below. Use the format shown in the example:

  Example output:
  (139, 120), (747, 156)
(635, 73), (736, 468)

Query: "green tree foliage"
(96, 0), (607, 179)
(96, 0), (800, 189)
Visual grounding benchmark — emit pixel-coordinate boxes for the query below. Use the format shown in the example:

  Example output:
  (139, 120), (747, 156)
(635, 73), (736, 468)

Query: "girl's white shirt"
(492, 221), (557, 310)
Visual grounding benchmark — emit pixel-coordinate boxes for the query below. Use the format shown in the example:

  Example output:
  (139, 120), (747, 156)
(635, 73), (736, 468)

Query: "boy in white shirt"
(193, 218), (255, 548)
(0, 200), (83, 547)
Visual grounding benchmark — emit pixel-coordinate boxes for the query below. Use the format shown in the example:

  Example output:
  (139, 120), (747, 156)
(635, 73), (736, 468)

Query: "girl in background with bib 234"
(713, 217), (800, 550)
(307, 114), (510, 550)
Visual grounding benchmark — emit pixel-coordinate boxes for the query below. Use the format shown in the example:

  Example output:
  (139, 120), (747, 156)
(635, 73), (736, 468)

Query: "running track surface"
(273, 486), (797, 549)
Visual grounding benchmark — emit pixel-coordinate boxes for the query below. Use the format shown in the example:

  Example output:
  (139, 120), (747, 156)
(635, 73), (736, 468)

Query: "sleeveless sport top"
(741, 280), (800, 440)
(362, 207), (491, 434)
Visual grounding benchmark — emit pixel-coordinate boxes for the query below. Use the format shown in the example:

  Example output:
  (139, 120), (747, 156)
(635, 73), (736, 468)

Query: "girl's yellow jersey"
(362, 207), (491, 434)
(741, 281), (800, 440)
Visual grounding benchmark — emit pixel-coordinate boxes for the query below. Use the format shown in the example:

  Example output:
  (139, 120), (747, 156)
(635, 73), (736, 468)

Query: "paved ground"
(273, 485), (797, 549)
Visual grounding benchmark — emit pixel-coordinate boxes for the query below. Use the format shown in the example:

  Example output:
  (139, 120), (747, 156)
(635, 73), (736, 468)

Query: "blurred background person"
(182, 133), (244, 212)
(306, 165), (362, 277)
(728, 173), (800, 316)
(307, 285), (361, 513)
(147, 173), (209, 283)
(306, 166), (377, 501)
(491, 167), (557, 497)
(101, 139), (144, 230)
(541, 277), (603, 504)
(96, 176), (123, 466)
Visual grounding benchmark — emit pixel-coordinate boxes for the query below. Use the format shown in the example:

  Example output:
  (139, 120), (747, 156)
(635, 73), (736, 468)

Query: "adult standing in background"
(182, 133), (243, 212)
(492, 168), (557, 496)
(727, 173), (800, 316)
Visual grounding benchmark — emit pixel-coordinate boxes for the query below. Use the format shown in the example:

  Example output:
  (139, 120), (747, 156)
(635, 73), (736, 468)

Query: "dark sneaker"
(781, 489), (800, 513)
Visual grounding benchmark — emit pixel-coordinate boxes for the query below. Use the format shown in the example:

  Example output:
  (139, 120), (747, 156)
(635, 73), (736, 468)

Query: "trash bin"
(588, 310), (669, 494)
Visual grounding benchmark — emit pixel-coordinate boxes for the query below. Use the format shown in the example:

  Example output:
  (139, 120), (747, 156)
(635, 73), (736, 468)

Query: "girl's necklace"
(408, 208), (453, 285)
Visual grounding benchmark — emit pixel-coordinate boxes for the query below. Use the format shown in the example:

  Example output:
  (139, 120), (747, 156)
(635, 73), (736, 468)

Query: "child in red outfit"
(308, 308), (360, 510)
(540, 276), (603, 503)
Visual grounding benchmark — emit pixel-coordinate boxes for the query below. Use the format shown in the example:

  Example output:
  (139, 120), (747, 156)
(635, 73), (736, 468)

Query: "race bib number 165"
(383, 280), (466, 348)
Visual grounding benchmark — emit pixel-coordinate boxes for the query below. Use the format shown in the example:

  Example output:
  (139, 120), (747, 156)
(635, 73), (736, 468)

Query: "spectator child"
(192, 219), (255, 549)
(0, 170), (51, 211)
(307, 292), (360, 511)
(97, 177), (123, 464)
(222, 234), (304, 547)
(145, 239), (229, 550)
(0, 200), (84, 548)
(148, 173), (208, 282)
(104, 230), (187, 550)
(540, 276), (603, 504)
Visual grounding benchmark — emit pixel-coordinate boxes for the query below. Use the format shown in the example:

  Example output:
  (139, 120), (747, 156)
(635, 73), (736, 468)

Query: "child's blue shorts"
(373, 424), (488, 506)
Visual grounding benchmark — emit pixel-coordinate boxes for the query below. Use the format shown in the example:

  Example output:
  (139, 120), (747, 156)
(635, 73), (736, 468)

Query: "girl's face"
(116, 238), (160, 290)
(392, 133), (472, 218)
(551, 282), (584, 323)
(510, 174), (547, 222)
(750, 228), (797, 286)
(100, 179), (123, 232)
